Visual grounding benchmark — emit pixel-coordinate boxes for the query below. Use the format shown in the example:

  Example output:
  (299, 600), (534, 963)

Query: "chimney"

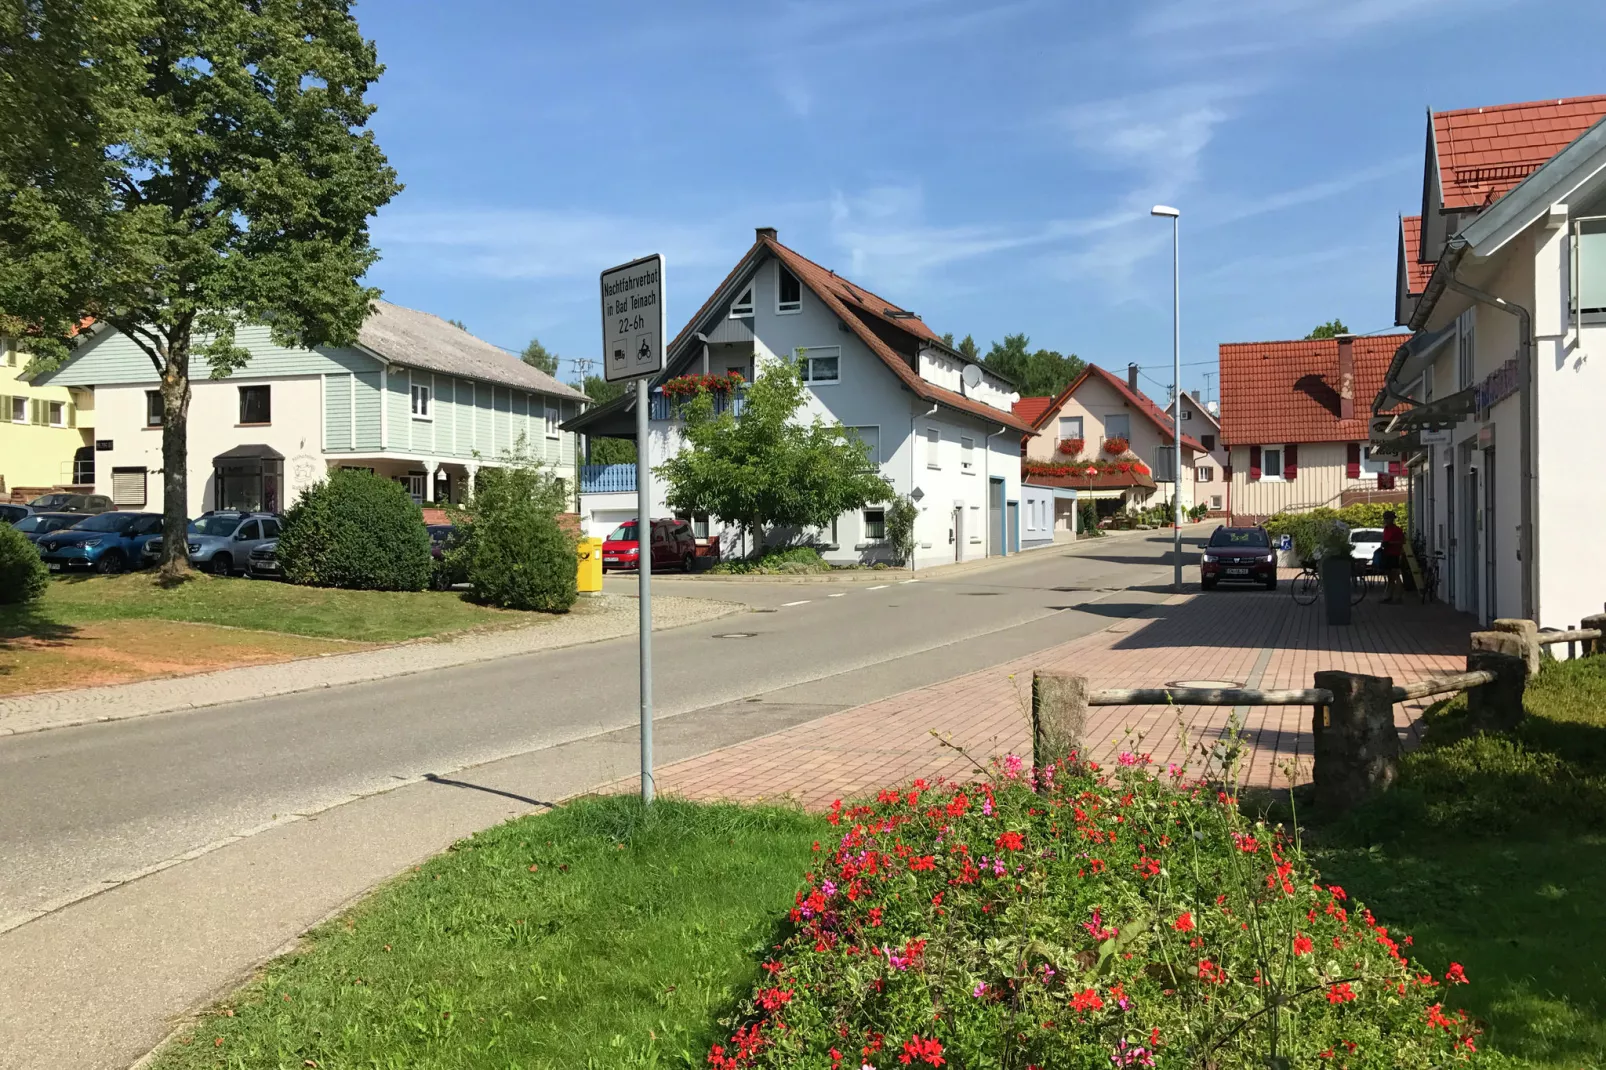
(756, 226), (778, 242)
(1127, 362), (1139, 391)
(1336, 334), (1355, 421)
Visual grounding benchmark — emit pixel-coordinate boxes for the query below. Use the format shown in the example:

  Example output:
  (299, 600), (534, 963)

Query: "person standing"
(1380, 511), (1406, 603)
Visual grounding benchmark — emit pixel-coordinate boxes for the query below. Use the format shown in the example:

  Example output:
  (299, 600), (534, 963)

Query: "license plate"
(604, 556), (619, 563)
(48, 563), (62, 572)
(1225, 567), (1249, 576)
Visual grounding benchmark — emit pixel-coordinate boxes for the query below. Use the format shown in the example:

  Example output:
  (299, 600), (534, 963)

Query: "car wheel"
(95, 550), (126, 575)
(1263, 577), (1277, 591)
(681, 552), (695, 573)
(1201, 578), (1217, 591)
(210, 553), (233, 576)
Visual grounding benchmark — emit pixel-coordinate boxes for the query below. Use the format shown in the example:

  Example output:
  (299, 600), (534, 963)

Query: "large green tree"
(940, 331), (980, 360)
(1305, 319), (1350, 340)
(521, 336), (559, 375)
(657, 355), (891, 552)
(0, 0), (400, 577)
(981, 333), (1085, 397)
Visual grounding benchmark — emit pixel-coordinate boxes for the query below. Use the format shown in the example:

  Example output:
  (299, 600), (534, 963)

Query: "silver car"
(184, 512), (283, 576)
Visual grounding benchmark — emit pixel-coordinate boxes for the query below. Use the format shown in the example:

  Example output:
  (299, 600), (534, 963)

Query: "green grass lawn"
(13, 572), (527, 643)
(1308, 654), (1606, 1069)
(150, 796), (823, 1070)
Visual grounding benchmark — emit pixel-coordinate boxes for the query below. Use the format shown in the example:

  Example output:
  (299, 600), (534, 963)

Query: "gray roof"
(358, 301), (588, 401)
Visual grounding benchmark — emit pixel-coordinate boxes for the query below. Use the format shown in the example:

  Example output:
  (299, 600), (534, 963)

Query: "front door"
(1483, 448), (1497, 619)
(953, 506), (963, 562)
(1462, 462), (1480, 621)
(1443, 462), (1456, 607)
(1007, 501), (1019, 553)
(988, 478), (1006, 557)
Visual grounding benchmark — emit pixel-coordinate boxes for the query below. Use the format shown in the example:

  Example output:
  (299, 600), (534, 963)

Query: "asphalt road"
(1, 529), (1200, 931)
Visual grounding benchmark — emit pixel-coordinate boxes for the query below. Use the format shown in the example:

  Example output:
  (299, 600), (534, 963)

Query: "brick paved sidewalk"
(644, 587), (1477, 809)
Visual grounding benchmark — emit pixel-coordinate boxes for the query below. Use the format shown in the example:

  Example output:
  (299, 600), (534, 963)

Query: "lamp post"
(1151, 205), (1182, 592)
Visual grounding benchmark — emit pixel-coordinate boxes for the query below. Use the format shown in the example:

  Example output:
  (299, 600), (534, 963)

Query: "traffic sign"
(601, 253), (665, 383)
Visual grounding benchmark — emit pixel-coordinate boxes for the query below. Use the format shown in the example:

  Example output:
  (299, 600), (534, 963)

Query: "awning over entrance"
(212, 443), (285, 465)
(1371, 386), (1477, 437)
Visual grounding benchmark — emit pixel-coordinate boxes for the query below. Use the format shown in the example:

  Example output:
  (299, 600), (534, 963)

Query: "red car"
(1199, 525), (1278, 591)
(602, 518), (697, 573)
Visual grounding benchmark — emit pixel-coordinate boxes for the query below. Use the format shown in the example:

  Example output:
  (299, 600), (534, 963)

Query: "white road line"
(781, 599), (812, 607)
(827, 592), (847, 598)
(866, 584), (890, 590)
(900, 579), (919, 584)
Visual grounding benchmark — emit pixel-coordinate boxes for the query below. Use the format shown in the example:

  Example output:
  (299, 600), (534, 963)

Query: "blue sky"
(358, 0), (1604, 403)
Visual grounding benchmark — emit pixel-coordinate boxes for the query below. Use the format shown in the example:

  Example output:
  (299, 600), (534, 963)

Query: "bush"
(457, 441), (576, 612)
(277, 469), (432, 591)
(1078, 500), (1102, 536)
(710, 546), (828, 575)
(709, 755), (1486, 1069)
(0, 521), (49, 604)
(1265, 503), (1408, 562)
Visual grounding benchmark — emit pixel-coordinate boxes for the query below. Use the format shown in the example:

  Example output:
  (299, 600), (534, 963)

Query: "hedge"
(277, 469), (433, 591)
(0, 520), (49, 604)
(1264, 504), (1409, 563)
(709, 753), (1483, 1068)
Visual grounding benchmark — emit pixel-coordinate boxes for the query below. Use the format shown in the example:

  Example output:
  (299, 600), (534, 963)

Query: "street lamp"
(1151, 204), (1182, 592)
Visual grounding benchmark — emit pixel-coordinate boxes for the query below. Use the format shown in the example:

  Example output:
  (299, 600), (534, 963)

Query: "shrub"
(1265, 504), (1408, 563)
(710, 546), (828, 575)
(885, 496), (919, 566)
(709, 755), (1486, 1069)
(1078, 500), (1102, 536)
(278, 469), (432, 591)
(457, 441), (576, 612)
(0, 521), (49, 604)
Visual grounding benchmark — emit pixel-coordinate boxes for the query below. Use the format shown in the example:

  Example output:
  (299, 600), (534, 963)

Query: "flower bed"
(709, 755), (1482, 1068)
(664, 371), (745, 398)
(1024, 459), (1154, 480)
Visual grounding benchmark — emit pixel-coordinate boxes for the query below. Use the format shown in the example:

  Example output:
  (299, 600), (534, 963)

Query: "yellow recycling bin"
(576, 536), (603, 594)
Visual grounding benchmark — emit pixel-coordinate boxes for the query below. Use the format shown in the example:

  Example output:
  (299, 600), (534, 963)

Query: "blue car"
(36, 512), (164, 574)
(11, 512), (84, 544)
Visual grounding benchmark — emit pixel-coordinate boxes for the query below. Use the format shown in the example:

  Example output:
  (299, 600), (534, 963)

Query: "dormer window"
(777, 266), (802, 313)
(729, 284), (754, 318)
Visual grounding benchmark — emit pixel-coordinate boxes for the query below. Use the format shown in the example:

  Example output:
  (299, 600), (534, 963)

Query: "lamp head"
(1151, 205), (1180, 218)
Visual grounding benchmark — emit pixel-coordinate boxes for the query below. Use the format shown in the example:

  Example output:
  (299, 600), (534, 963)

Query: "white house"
(1376, 95), (1606, 629)
(34, 302), (588, 516)
(566, 228), (1032, 569)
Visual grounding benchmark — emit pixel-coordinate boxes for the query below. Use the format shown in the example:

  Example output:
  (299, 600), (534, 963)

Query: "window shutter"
(1387, 460), (1402, 476)
(111, 467), (147, 506)
(1346, 443), (1361, 479)
(1223, 464), (1233, 481)
(1284, 443), (1298, 481)
(1378, 473), (1396, 491)
(67, 402), (76, 428)
(1248, 445), (1261, 481)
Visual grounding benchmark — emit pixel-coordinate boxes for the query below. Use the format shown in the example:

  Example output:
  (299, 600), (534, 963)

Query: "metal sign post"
(601, 253), (665, 804)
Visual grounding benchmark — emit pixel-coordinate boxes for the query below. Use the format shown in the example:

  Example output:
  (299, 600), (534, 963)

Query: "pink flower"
(972, 981), (988, 998)
(1117, 752), (1139, 767)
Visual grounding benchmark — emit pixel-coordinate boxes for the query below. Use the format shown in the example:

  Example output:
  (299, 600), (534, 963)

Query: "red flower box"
(1103, 436), (1130, 455)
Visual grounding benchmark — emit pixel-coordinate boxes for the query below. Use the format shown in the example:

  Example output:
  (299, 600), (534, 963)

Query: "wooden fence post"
(1311, 670), (1399, 812)
(1032, 671), (1088, 773)
(1465, 650), (1527, 732)
(1489, 618), (1541, 677)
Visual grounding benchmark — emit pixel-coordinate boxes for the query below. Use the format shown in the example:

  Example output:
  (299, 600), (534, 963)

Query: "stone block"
(1032, 671), (1088, 774)
(1466, 650), (1527, 732)
(1491, 618), (1541, 676)
(1311, 670), (1399, 813)
(1581, 613), (1606, 658)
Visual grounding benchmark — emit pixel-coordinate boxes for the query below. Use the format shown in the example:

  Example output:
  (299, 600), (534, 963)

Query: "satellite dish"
(961, 364), (983, 391)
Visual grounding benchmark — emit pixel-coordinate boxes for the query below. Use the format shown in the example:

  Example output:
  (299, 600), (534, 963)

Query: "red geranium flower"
(1172, 912), (1195, 933)
(1327, 982), (1357, 1004)
(995, 831), (1025, 851)
(1294, 934), (1314, 956)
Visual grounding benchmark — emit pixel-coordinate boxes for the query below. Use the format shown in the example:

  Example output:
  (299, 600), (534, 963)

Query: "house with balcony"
(1218, 333), (1410, 525)
(1374, 94), (1606, 629)
(1018, 362), (1205, 526)
(565, 227), (1032, 568)
(33, 302), (586, 514)
(2, 334), (96, 500)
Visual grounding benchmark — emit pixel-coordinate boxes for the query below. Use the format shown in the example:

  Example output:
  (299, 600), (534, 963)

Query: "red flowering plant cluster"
(1102, 435), (1130, 455)
(1056, 438), (1087, 458)
(708, 752), (1484, 1069)
(1023, 459), (1154, 482)
(663, 371), (746, 399)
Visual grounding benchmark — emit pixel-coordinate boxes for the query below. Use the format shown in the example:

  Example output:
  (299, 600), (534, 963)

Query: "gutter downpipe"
(911, 399), (939, 572)
(985, 423), (1008, 556)
(1444, 277), (1536, 621)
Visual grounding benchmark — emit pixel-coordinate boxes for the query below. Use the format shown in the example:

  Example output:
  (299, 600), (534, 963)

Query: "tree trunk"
(159, 336), (193, 581)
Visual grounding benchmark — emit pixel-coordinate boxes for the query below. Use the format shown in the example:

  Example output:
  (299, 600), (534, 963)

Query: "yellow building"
(1, 336), (95, 498)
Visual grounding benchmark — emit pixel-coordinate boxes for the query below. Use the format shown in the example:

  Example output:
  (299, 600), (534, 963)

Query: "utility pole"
(1152, 205), (1183, 592)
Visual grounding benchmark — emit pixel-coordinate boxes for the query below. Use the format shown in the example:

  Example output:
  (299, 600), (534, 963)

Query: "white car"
(1349, 528), (1383, 572)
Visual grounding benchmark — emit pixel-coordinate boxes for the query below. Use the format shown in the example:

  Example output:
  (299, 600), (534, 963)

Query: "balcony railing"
(580, 463), (636, 494)
(649, 391), (746, 421)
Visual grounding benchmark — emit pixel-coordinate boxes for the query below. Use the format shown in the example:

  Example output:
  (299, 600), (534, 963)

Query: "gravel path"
(0, 594), (739, 738)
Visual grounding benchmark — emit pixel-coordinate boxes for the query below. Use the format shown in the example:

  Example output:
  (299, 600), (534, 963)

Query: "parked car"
(1348, 528), (1384, 573)
(602, 518), (697, 573)
(12, 512), (84, 544)
(26, 492), (113, 514)
(36, 511), (164, 574)
(246, 538), (282, 579)
(0, 503), (35, 525)
(184, 511), (282, 575)
(1199, 525), (1277, 591)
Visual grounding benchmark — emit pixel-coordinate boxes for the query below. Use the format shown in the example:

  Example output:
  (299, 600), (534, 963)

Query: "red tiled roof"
(1013, 395), (1055, 425)
(760, 237), (1033, 432)
(1029, 363), (1206, 454)
(1400, 215), (1434, 295)
(1433, 95), (1606, 211)
(1218, 334), (1410, 446)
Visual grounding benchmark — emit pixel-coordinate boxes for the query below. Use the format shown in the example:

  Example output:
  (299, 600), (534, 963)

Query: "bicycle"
(1418, 550), (1443, 605)
(1290, 556), (1368, 607)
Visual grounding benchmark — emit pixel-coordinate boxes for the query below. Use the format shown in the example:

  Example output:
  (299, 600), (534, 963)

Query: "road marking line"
(866, 584), (890, 590)
(900, 579), (919, 584)
(781, 599), (812, 607)
(828, 592), (847, 598)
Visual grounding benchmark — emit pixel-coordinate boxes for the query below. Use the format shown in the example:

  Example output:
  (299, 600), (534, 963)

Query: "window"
(411, 383), (432, 420)
(1360, 446), (1389, 478)
(1104, 413), (1131, 441)
(145, 391), (163, 427)
(110, 467), (147, 507)
(1196, 465), (1214, 482)
(1151, 446), (1177, 482)
(960, 436), (975, 472)
(10, 396), (25, 424)
(48, 401), (66, 427)
(798, 346), (840, 384)
(236, 520), (262, 541)
(846, 426), (881, 465)
(238, 385), (271, 425)
(1201, 433), (1215, 452)
(1180, 409), (1192, 421)
(777, 266), (802, 313)
(1456, 311), (1475, 390)
(262, 518), (282, 538)
(1058, 416), (1083, 441)
(675, 512), (710, 539)
(924, 427), (941, 469)
(729, 284), (754, 317)
(863, 508), (886, 541)
(1574, 217), (1606, 316)
(405, 472), (426, 502)
(545, 400), (560, 438)
(1211, 495), (1223, 510)
(1260, 446), (1284, 481)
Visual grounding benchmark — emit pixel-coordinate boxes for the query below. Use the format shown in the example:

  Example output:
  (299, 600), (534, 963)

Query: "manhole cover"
(1167, 679), (1244, 689)
(714, 632), (757, 639)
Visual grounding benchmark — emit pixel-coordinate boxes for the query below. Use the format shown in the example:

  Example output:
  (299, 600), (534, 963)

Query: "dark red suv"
(1200, 525), (1278, 590)
(602, 518), (697, 573)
